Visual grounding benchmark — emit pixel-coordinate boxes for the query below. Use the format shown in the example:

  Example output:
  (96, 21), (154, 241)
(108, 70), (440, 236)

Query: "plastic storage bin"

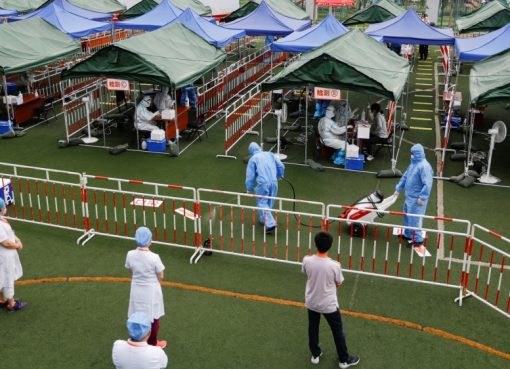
(345, 154), (365, 171)
(0, 121), (13, 135)
(147, 138), (166, 153)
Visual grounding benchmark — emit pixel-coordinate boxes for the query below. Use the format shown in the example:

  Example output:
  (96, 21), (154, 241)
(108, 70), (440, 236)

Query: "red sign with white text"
(106, 78), (130, 92)
(314, 87), (342, 101)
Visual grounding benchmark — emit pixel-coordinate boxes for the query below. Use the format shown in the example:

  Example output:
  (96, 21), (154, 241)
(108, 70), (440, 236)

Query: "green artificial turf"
(0, 43), (509, 369)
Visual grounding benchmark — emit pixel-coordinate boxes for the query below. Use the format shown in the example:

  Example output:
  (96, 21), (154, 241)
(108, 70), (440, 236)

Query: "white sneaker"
(339, 355), (360, 368)
(366, 155), (374, 161)
(311, 352), (323, 364)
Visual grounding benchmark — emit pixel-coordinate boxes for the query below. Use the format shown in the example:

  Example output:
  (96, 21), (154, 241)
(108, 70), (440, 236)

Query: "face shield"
(142, 96), (151, 108)
(325, 106), (336, 119)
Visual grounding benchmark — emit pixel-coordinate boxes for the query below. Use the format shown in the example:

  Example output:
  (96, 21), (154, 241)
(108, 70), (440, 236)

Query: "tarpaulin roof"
(10, 1), (112, 38)
(168, 8), (245, 48)
(343, 0), (404, 26)
(455, 23), (510, 62)
(116, 0), (182, 30)
(170, 0), (211, 16)
(120, 0), (157, 18)
(456, 1), (510, 33)
(0, 8), (16, 15)
(263, 29), (410, 101)
(0, 18), (80, 75)
(68, 0), (125, 13)
(365, 7), (455, 45)
(470, 49), (510, 105)
(223, 0), (311, 36)
(271, 14), (349, 53)
(222, 0), (308, 22)
(62, 22), (226, 89)
(35, 0), (112, 21)
(0, 0), (46, 12)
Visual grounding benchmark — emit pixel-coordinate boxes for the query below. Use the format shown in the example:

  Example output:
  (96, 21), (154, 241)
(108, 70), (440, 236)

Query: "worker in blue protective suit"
(394, 144), (433, 247)
(245, 142), (285, 234)
(180, 84), (196, 108)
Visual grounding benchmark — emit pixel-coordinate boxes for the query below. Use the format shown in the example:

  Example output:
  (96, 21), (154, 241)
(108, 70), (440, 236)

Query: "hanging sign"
(314, 87), (342, 101)
(106, 78), (130, 92)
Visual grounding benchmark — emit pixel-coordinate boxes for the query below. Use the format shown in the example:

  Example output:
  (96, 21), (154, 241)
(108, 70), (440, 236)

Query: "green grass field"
(1, 39), (509, 369)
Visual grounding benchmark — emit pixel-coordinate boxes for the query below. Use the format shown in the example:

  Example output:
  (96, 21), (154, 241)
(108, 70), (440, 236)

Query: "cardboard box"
(345, 154), (365, 171)
(147, 139), (166, 153)
(357, 123), (370, 139)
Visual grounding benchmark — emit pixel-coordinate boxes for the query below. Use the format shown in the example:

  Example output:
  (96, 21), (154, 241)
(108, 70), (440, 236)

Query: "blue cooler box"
(0, 121), (13, 135)
(345, 154), (365, 171)
(0, 178), (14, 205)
(147, 139), (166, 153)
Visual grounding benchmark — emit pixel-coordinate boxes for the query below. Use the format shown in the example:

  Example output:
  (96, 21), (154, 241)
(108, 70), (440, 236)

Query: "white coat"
(318, 116), (347, 150)
(0, 218), (23, 292)
(135, 103), (159, 132)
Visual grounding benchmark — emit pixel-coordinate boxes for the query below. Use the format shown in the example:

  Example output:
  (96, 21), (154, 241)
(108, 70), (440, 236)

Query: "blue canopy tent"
(9, 1), (112, 38)
(271, 14), (349, 53)
(115, 0), (182, 30)
(168, 8), (245, 48)
(366, 8), (455, 45)
(43, 0), (112, 21)
(222, 0), (311, 36)
(455, 23), (510, 62)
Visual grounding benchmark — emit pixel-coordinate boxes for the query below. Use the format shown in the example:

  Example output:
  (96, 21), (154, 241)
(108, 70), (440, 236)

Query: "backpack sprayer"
(339, 190), (398, 237)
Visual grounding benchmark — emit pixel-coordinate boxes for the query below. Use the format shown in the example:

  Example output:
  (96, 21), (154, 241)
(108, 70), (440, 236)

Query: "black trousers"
(365, 135), (388, 156)
(419, 45), (428, 60)
(308, 309), (349, 362)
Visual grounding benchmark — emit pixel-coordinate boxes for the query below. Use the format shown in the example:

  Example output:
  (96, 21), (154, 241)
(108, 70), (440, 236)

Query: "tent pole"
(304, 86), (308, 163)
(2, 74), (13, 128)
(174, 89), (180, 156)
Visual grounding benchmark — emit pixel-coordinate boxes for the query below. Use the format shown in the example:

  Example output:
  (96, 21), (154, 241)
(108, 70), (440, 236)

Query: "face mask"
(325, 110), (335, 119)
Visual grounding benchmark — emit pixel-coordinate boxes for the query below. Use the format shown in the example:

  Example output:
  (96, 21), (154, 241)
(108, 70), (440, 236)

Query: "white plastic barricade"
(191, 188), (325, 264)
(460, 224), (510, 318)
(80, 175), (198, 247)
(217, 82), (272, 159)
(325, 205), (471, 291)
(0, 163), (84, 233)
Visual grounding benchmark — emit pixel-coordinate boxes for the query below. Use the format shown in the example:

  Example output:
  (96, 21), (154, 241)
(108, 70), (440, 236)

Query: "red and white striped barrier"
(326, 204), (471, 290)
(192, 188), (326, 264)
(1, 162), (509, 319)
(439, 45), (450, 91)
(460, 224), (510, 318)
(79, 175), (198, 247)
(217, 81), (272, 159)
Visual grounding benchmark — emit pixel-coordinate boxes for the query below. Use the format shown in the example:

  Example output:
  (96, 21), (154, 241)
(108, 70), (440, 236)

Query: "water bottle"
(141, 139), (147, 150)
(185, 96), (190, 107)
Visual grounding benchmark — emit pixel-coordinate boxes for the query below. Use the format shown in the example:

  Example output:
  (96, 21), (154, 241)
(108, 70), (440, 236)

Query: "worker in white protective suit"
(318, 105), (348, 150)
(153, 86), (173, 112)
(135, 96), (160, 132)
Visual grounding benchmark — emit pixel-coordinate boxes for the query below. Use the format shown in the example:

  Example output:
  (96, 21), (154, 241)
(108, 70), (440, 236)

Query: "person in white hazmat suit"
(318, 105), (348, 150)
(135, 96), (160, 132)
(153, 86), (173, 113)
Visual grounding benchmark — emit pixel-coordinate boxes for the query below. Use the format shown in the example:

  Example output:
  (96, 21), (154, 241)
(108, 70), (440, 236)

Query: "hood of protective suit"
(325, 105), (336, 119)
(162, 86), (169, 95)
(411, 144), (425, 164)
(249, 142), (262, 156)
(141, 96), (151, 108)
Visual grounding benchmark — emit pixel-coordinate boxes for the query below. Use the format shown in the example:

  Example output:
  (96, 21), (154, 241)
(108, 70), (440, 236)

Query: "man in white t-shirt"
(302, 231), (360, 369)
(0, 198), (27, 312)
(112, 311), (168, 369)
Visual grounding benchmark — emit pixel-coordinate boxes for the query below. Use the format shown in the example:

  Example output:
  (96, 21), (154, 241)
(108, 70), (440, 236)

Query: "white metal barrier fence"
(461, 224), (510, 318)
(0, 162), (508, 319)
(218, 81), (272, 159)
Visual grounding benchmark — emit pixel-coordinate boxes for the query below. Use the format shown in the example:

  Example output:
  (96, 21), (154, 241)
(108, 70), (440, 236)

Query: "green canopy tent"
(222, 0), (309, 22)
(0, 0), (46, 12)
(343, 0), (405, 26)
(62, 22), (225, 89)
(456, 1), (510, 33)
(120, 0), (158, 19)
(262, 30), (409, 171)
(470, 49), (510, 106)
(170, 0), (211, 16)
(0, 18), (80, 128)
(263, 29), (409, 101)
(69, 0), (126, 13)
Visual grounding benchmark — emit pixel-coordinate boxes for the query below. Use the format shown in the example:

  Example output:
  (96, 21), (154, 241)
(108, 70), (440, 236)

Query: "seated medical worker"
(153, 87), (173, 113)
(135, 96), (160, 132)
(318, 105), (348, 150)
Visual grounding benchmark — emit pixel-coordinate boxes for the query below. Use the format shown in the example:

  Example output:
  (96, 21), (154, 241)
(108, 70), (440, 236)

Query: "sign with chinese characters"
(106, 78), (130, 92)
(313, 87), (342, 101)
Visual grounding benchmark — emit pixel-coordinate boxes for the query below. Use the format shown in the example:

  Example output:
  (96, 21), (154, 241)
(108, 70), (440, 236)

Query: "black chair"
(313, 122), (334, 160)
(373, 130), (393, 158)
(186, 108), (207, 141)
(35, 96), (56, 122)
